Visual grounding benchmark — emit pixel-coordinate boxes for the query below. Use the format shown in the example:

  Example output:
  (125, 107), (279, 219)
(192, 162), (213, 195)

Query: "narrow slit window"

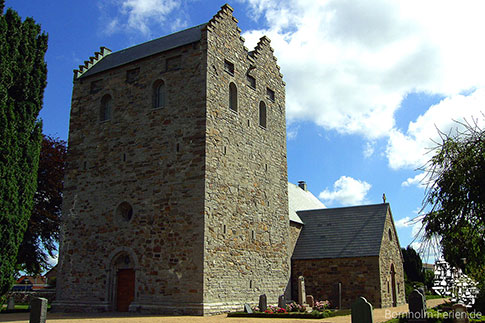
(247, 74), (256, 89)
(267, 87), (275, 101)
(259, 101), (267, 128)
(126, 67), (139, 83)
(153, 80), (166, 109)
(100, 94), (112, 122)
(224, 60), (234, 75)
(229, 82), (237, 112)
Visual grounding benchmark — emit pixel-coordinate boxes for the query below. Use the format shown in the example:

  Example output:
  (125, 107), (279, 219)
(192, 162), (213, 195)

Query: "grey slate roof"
(292, 203), (390, 260)
(80, 23), (207, 79)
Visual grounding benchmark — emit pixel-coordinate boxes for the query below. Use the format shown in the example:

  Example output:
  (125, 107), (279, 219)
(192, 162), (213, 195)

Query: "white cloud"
(363, 141), (375, 158)
(318, 176), (371, 206)
(402, 172), (426, 188)
(387, 89), (485, 170)
(101, 0), (183, 36)
(241, 0), (485, 163)
(395, 216), (411, 228)
(287, 124), (299, 140)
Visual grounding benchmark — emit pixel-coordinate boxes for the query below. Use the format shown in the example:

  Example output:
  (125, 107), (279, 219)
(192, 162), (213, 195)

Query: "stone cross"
(244, 303), (253, 314)
(408, 289), (426, 322)
(7, 296), (15, 310)
(298, 276), (306, 305)
(259, 294), (267, 312)
(351, 297), (373, 323)
(452, 303), (469, 323)
(278, 295), (286, 308)
(306, 295), (315, 308)
(30, 297), (48, 323)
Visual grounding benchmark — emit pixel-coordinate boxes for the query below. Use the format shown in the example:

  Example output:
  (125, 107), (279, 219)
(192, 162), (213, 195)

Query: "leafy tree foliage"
(0, 0), (48, 300)
(16, 136), (66, 274)
(402, 246), (425, 283)
(421, 119), (485, 281)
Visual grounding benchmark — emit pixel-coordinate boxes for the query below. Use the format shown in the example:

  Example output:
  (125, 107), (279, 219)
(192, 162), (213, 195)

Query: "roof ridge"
(298, 203), (388, 212)
(113, 23), (207, 55)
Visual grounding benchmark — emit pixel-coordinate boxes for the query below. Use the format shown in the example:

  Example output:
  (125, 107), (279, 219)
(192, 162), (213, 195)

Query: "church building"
(54, 4), (405, 315)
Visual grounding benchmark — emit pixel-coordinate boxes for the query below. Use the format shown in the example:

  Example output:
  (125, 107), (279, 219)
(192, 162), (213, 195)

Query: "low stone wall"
(6, 290), (56, 304)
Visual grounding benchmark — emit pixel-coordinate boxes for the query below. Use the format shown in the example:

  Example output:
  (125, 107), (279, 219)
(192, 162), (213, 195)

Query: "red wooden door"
(116, 269), (135, 312)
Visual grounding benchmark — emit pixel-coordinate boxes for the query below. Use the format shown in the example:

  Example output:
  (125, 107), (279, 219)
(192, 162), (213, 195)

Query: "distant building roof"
(292, 203), (390, 260)
(288, 182), (325, 224)
(80, 23), (207, 79)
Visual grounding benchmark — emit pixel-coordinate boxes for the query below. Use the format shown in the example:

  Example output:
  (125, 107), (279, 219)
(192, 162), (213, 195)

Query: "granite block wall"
(203, 4), (289, 314)
(55, 40), (207, 314)
(379, 210), (406, 307)
(291, 257), (382, 308)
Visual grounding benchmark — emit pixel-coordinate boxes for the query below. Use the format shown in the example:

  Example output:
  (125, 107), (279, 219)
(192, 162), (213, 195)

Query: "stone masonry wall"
(289, 222), (303, 256)
(55, 39), (207, 314)
(379, 209), (406, 307)
(203, 5), (290, 314)
(291, 257), (381, 308)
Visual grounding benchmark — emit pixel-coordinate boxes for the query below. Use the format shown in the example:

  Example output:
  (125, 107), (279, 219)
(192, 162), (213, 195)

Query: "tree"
(0, 0), (48, 301)
(16, 135), (66, 274)
(402, 246), (425, 283)
(421, 118), (485, 281)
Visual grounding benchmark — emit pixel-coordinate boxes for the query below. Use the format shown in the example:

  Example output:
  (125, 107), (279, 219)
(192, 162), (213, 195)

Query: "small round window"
(116, 202), (133, 222)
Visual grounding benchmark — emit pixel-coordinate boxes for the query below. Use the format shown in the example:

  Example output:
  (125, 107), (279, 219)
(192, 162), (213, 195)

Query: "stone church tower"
(54, 4), (289, 315)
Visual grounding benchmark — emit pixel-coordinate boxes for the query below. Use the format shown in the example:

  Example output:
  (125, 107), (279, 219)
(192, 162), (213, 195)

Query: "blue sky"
(8, 0), (485, 266)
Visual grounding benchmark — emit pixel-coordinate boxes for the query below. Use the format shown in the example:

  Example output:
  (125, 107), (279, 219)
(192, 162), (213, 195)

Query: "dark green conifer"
(0, 0), (48, 301)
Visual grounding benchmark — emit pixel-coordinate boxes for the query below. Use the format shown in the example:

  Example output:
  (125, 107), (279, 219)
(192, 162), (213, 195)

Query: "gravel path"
(0, 298), (447, 323)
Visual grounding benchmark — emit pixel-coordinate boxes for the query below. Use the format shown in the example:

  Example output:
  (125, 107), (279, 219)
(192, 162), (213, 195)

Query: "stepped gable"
(206, 4), (250, 52)
(73, 47), (111, 79)
(250, 35), (284, 81)
(207, 4), (284, 83)
(74, 23), (206, 79)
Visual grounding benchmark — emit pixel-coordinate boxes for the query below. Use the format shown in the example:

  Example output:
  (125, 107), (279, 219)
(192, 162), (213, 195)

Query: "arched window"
(100, 94), (112, 122)
(153, 80), (166, 108)
(229, 82), (237, 112)
(259, 101), (267, 128)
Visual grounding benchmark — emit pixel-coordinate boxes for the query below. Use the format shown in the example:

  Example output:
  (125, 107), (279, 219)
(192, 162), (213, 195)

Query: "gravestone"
(408, 289), (426, 322)
(298, 276), (306, 305)
(278, 295), (286, 308)
(452, 303), (469, 323)
(30, 297), (48, 323)
(351, 297), (373, 323)
(7, 296), (15, 310)
(306, 295), (315, 307)
(244, 303), (253, 314)
(259, 294), (267, 312)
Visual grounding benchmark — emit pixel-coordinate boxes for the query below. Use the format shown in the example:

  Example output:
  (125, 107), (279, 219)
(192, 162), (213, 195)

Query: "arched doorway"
(390, 264), (397, 307)
(108, 251), (137, 312)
